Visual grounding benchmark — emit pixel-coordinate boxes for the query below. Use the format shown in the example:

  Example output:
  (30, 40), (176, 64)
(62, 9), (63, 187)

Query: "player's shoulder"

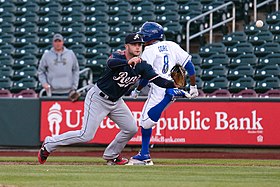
(111, 50), (125, 58)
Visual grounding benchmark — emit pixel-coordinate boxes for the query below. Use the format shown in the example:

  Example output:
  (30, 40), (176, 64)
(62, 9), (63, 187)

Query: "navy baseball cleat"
(127, 152), (154, 165)
(38, 146), (50, 164)
(106, 155), (129, 165)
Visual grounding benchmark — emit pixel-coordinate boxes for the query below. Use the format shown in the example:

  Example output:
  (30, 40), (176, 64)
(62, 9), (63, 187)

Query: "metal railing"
(39, 68), (93, 97)
(186, 1), (236, 52)
(253, 0), (279, 22)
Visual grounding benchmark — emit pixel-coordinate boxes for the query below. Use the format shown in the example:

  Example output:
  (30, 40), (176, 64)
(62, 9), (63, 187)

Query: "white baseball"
(256, 20), (263, 28)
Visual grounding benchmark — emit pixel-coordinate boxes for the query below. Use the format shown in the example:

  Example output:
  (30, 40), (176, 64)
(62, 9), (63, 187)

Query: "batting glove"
(130, 88), (140, 99)
(190, 85), (199, 98)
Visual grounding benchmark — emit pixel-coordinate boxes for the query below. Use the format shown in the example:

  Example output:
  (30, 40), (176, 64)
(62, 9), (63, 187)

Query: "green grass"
(0, 157), (280, 187)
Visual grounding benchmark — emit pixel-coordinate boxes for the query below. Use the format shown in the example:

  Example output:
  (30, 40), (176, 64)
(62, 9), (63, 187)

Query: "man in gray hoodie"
(38, 34), (79, 96)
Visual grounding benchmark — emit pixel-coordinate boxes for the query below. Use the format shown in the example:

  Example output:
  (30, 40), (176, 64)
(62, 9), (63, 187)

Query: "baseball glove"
(68, 90), (80, 102)
(170, 64), (186, 88)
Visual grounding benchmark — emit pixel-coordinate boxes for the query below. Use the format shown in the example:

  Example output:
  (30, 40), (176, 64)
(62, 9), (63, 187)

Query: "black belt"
(99, 92), (118, 102)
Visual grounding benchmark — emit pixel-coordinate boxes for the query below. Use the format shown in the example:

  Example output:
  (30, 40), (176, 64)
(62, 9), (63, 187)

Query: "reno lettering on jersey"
(113, 72), (141, 88)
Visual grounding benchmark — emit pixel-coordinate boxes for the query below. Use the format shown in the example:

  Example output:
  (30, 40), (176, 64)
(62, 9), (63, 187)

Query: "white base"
(126, 158), (154, 166)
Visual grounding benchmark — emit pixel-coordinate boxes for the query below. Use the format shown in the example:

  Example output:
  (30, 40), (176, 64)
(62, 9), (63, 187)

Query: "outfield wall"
(1, 98), (280, 147)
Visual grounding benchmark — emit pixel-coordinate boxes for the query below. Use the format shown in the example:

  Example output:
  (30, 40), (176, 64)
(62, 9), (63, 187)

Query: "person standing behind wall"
(38, 34), (79, 96)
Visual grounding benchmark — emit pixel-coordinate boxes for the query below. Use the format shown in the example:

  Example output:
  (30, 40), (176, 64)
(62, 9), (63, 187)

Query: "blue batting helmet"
(137, 22), (164, 42)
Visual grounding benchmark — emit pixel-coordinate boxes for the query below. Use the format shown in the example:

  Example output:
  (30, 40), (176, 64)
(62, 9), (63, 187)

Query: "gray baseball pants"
(44, 84), (138, 160)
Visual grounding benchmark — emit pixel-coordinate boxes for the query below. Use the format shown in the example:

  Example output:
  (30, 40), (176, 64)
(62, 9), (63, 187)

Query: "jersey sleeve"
(140, 61), (159, 81)
(173, 42), (192, 67)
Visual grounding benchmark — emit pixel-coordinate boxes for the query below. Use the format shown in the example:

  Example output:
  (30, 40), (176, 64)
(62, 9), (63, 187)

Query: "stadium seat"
(14, 33), (39, 47)
(109, 33), (126, 47)
(109, 22), (133, 35)
(258, 53), (280, 67)
(38, 2), (62, 15)
(229, 77), (256, 93)
(269, 22), (280, 34)
(266, 11), (280, 24)
(15, 12), (39, 25)
(62, 22), (86, 35)
(163, 22), (182, 42)
(201, 54), (230, 68)
(14, 44), (39, 57)
(201, 65), (227, 81)
(86, 32), (110, 45)
(0, 89), (13, 98)
(194, 66), (202, 77)
(255, 77), (280, 93)
(206, 89), (231, 98)
(69, 44), (86, 55)
(199, 43), (226, 57)
(0, 66), (13, 78)
(85, 22), (109, 35)
(0, 12), (16, 23)
(156, 11), (180, 25)
(64, 33), (86, 45)
(13, 54), (38, 70)
(229, 53), (258, 67)
(222, 31), (247, 46)
(108, 11), (132, 25)
(254, 65), (280, 80)
(155, 1), (179, 13)
(0, 1), (17, 13)
(108, 1), (131, 15)
(84, 1), (108, 14)
(274, 34), (280, 43)
(0, 44), (15, 55)
(227, 66), (255, 80)
(259, 89), (280, 98)
(0, 22), (15, 33)
(86, 43), (111, 57)
(61, 1), (85, 14)
(248, 30), (274, 46)
(0, 33), (15, 44)
(244, 21), (269, 35)
(226, 42), (254, 57)
(13, 89), (37, 98)
(178, 1), (202, 15)
(38, 11), (62, 25)
(131, 1), (155, 14)
(0, 55), (14, 67)
(15, 1), (39, 15)
(254, 42), (280, 57)
(191, 54), (202, 66)
(13, 66), (37, 81)
(10, 77), (38, 93)
(132, 11), (156, 25)
(203, 77), (229, 93)
(38, 23), (62, 36)
(76, 54), (86, 67)
(61, 11), (85, 25)
(0, 77), (12, 90)
(14, 22), (38, 36)
(232, 89), (258, 98)
(38, 44), (51, 55)
(85, 12), (109, 25)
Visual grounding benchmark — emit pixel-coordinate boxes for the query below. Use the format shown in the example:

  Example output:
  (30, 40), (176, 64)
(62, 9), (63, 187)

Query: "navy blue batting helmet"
(137, 22), (164, 42)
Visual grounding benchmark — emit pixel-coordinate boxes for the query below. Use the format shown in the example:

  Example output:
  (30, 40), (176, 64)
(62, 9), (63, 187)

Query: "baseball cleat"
(106, 156), (129, 165)
(38, 146), (50, 164)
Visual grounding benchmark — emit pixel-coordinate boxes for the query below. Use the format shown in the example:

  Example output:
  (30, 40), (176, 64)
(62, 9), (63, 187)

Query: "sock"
(141, 127), (152, 155)
(147, 94), (173, 122)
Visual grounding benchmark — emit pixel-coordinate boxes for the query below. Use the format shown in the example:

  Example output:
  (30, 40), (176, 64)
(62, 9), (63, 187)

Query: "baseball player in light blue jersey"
(128, 22), (198, 165)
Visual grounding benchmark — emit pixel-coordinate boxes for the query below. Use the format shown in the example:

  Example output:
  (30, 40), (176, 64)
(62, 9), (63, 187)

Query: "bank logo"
(48, 102), (62, 136)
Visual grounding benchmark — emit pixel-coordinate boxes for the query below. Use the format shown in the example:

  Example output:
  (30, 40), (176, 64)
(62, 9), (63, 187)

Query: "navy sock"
(147, 94), (173, 122)
(141, 127), (152, 155)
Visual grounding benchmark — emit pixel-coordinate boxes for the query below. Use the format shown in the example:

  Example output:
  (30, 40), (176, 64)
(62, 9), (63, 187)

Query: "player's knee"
(80, 130), (94, 142)
(141, 118), (156, 129)
(130, 121), (138, 135)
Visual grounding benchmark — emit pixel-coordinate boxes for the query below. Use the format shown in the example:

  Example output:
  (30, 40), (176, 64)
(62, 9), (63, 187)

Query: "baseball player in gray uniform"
(38, 33), (183, 165)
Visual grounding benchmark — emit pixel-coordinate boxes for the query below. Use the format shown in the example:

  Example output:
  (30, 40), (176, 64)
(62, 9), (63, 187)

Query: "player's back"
(141, 41), (191, 79)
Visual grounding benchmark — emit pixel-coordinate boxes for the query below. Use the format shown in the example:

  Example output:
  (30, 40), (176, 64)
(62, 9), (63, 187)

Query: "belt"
(99, 92), (118, 102)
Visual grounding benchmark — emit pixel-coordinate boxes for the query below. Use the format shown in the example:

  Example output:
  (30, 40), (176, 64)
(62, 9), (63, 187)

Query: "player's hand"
(43, 83), (51, 91)
(190, 85), (198, 98)
(128, 57), (142, 66)
(130, 88), (140, 99)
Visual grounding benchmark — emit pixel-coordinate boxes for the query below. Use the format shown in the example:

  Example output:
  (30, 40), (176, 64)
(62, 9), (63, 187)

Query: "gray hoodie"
(38, 47), (79, 94)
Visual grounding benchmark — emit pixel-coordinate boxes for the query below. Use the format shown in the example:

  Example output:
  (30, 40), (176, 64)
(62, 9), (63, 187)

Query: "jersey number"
(162, 55), (169, 74)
